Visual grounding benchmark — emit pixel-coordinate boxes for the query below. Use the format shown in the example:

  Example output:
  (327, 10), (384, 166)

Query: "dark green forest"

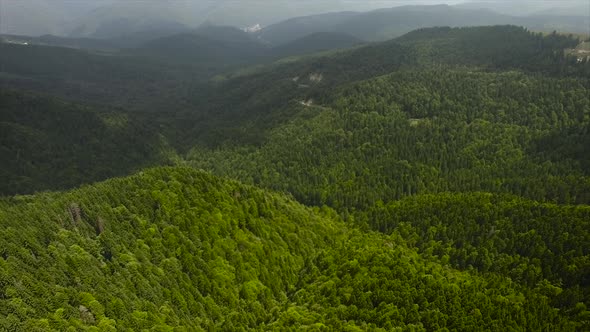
(0, 90), (176, 195)
(1, 25), (589, 330)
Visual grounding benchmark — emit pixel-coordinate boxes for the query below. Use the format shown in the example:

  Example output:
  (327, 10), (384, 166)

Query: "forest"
(0, 168), (585, 330)
(1, 25), (589, 330)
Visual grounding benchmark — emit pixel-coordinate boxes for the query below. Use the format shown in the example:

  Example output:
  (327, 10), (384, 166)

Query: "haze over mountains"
(257, 4), (589, 44)
(1, 0), (588, 39)
(457, 0), (590, 16)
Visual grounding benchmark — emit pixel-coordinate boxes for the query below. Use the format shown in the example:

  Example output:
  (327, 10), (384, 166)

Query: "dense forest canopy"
(0, 90), (176, 195)
(1, 23), (589, 330)
(0, 167), (586, 330)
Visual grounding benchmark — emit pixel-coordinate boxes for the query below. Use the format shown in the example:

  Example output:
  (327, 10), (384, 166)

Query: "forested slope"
(0, 167), (582, 330)
(0, 90), (175, 195)
(181, 26), (587, 149)
(397, 26), (583, 74)
(0, 42), (200, 111)
(190, 68), (590, 207)
(181, 27), (590, 327)
(363, 193), (590, 317)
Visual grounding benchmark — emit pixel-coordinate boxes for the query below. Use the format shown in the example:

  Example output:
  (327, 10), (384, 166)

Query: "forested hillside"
(0, 90), (175, 195)
(362, 193), (590, 313)
(0, 42), (201, 111)
(185, 27), (589, 207)
(1, 26), (584, 115)
(181, 26), (587, 148)
(1, 25), (589, 330)
(0, 167), (584, 330)
(182, 27), (590, 327)
(190, 68), (590, 206)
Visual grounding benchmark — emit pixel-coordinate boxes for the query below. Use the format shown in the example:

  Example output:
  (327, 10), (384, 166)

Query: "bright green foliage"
(0, 168), (339, 330)
(285, 233), (575, 331)
(0, 168), (581, 330)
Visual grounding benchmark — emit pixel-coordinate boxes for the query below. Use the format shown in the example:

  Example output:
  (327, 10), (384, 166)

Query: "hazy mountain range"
(1, 0), (588, 38)
(258, 5), (589, 44)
